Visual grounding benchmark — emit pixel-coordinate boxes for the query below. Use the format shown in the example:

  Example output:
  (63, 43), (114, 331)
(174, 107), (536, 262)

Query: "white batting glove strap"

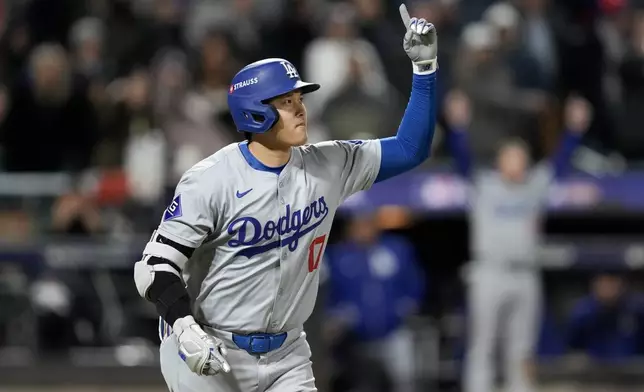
(173, 316), (231, 376)
(400, 4), (438, 75)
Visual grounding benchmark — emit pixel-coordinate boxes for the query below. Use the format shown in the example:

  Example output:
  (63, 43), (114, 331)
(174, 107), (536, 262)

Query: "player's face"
(497, 144), (528, 183)
(270, 90), (308, 147)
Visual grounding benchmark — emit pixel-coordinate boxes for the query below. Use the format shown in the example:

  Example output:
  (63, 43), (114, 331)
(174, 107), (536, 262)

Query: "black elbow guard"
(147, 271), (191, 326)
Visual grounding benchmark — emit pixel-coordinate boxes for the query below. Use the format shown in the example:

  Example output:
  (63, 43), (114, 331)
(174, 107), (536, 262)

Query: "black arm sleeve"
(145, 234), (196, 326)
(147, 270), (191, 326)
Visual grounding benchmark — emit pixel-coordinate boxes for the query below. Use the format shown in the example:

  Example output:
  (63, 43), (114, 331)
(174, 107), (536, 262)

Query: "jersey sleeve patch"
(163, 194), (183, 222)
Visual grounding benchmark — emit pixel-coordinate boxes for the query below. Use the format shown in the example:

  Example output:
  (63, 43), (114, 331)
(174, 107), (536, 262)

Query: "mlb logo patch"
(163, 194), (183, 222)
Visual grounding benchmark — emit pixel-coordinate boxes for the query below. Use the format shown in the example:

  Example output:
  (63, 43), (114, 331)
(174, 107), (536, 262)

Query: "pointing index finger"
(399, 3), (411, 29)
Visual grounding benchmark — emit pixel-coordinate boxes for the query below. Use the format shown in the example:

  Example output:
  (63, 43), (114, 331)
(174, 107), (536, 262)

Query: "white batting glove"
(399, 3), (438, 75)
(173, 316), (231, 376)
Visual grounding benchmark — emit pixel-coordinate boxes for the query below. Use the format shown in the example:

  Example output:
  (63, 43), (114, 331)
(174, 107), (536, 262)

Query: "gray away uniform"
(156, 140), (381, 392)
(464, 164), (552, 392)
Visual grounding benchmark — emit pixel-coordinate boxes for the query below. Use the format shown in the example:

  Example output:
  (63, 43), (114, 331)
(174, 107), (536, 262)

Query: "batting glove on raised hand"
(173, 316), (231, 376)
(399, 3), (438, 75)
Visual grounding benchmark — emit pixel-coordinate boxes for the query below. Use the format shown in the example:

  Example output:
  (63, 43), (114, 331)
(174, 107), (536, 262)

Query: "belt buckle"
(249, 335), (270, 354)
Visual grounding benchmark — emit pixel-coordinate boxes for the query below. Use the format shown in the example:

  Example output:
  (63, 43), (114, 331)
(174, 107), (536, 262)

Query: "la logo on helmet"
(281, 61), (299, 79)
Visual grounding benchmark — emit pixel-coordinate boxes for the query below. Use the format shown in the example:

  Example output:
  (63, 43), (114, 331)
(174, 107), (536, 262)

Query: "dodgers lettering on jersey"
(228, 197), (329, 258)
(154, 140), (382, 333)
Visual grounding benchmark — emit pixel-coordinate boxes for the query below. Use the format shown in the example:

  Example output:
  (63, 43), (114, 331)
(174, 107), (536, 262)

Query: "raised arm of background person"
(549, 129), (583, 179)
(533, 96), (590, 189)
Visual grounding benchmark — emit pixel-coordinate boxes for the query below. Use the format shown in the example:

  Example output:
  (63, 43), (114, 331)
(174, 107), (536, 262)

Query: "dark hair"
(244, 132), (252, 142)
(497, 137), (529, 155)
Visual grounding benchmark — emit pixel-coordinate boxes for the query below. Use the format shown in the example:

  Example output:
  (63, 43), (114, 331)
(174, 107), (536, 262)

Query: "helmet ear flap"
(237, 104), (279, 134)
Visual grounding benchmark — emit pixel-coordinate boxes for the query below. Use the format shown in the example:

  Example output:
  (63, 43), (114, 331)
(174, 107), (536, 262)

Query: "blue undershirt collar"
(238, 141), (286, 175)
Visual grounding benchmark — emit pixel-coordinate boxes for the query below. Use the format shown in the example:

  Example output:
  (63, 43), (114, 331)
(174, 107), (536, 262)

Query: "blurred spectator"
(352, 0), (412, 96)
(261, 0), (318, 72)
(617, 11), (644, 159)
(185, 0), (269, 62)
(0, 43), (98, 172)
(68, 17), (107, 81)
(0, 20), (32, 84)
(190, 29), (242, 137)
(319, 52), (403, 141)
(567, 274), (644, 362)
(324, 208), (425, 392)
(408, 0), (463, 105)
(516, 0), (558, 91)
(151, 48), (237, 182)
(303, 2), (389, 120)
(552, 0), (616, 154)
(51, 189), (102, 236)
(25, 0), (85, 47)
(455, 18), (547, 163)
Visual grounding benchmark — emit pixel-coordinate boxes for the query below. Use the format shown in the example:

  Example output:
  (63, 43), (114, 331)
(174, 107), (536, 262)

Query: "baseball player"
(443, 91), (591, 392)
(132, 4), (437, 392)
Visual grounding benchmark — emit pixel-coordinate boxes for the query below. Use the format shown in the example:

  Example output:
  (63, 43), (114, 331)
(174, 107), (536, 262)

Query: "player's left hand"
(173, 316), (231, 376)
(399, 3), (438, 74)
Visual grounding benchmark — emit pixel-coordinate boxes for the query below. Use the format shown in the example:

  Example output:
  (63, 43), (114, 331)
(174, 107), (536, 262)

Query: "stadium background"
(1, 0), (644, 391)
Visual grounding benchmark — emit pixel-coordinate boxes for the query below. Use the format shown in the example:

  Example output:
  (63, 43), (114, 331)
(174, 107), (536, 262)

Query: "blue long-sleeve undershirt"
(446, 128), (582, 179)
(375, 72), (437, 183)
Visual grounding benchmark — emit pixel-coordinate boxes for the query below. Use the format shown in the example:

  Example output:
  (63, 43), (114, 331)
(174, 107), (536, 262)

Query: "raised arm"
(313, 4), (438, 200)
(550, 95), (590, 178)
(443, 89), (473, 179)
(375, 4), (438, 183)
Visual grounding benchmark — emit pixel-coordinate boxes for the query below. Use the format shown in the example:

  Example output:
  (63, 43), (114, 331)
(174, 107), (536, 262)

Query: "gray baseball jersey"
(470, 164), (552, 267)
(156, 140), (381, 334)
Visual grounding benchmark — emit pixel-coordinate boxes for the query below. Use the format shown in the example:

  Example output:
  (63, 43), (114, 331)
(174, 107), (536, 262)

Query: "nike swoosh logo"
(236, 188), (253, 198)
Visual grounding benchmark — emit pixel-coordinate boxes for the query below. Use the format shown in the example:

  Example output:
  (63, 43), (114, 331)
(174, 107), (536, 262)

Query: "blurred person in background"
(68, 17), (107, 81)
(189, 29), (242, 138)
(97, 67), (167, 231)
(0, 43), (98, 172)
(319, 51), (403, 142)
(184, 0), (267, 63)
(0, 19), (32, 84)
(261, 0), (319, 72)
(567, 273), (644, 362)
(324, 208), (425, 392)
(352, 0), (413, 96)
(444, 90), (590, 392)
(408, 0), (464, 105)
(454, 18), (547, 163)
(303, 2), (389, 122)
(515, 0), (558, 91)
(617, 10), (644, 160)
(51, 181), (103, 237)
(150, 48), (237, 184)
(482, 1), (547, 90)
(552, 0), (616, 155)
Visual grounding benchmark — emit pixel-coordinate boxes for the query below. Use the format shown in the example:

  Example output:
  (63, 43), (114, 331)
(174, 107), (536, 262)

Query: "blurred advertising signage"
(341, 170), (644, 212)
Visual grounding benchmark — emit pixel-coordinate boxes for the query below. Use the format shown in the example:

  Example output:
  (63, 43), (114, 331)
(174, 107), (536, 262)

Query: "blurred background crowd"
(1, 0), (644, 391)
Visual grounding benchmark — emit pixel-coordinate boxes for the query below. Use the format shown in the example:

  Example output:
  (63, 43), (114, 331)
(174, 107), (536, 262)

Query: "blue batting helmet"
(227, 58), (320, 134)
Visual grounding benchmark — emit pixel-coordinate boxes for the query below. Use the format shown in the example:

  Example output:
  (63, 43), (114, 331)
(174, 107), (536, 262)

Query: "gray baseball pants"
(463, 264), (541, 392)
